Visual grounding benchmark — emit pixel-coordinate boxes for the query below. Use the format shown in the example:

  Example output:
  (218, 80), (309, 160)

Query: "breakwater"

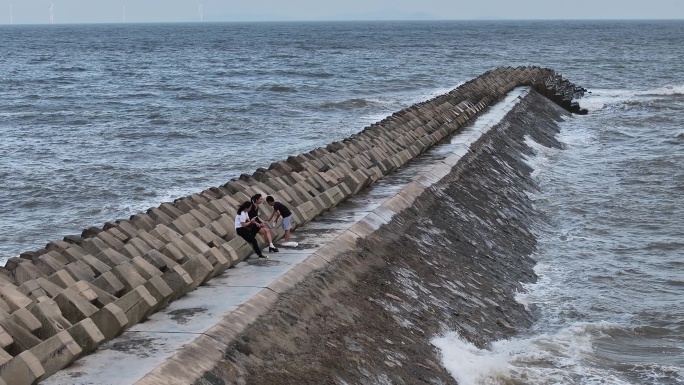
(195, 88), (569, 385)
(0, 67), (582, 384)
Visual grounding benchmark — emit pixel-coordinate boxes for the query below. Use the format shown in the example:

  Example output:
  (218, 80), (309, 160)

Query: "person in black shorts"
(266, 195), (297, 247)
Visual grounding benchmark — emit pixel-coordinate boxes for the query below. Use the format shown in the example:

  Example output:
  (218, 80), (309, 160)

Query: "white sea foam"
(433, 323), (634, 385)
(581, 84), (684, 112)
(635, 84), (684, 96)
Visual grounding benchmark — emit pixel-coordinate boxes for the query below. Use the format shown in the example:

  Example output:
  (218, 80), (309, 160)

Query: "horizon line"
(1, 17), (683, 26)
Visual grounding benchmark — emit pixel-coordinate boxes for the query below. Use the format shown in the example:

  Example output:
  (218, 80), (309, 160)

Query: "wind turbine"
(122, 2), (126, 23)
(49, 3), (54, 24)
(9, 4), (13, 24)
(198, 4), (203, 22)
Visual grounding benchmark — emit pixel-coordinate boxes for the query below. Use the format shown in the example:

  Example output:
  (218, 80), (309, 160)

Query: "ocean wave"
(319, 98), (379, 110)
(176, 93), (211, 101)
(582, 85), (684, 112)
(646, 241), (683, 251)
(54, 66), (88, 73)
(258, 83), (297, 93)
(433, 322), (638, 385)
(636, 84), (684, 96)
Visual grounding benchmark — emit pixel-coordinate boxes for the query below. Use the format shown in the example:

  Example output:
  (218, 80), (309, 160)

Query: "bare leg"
(284, 229), (291, 243)
(259, 226), (273, 244)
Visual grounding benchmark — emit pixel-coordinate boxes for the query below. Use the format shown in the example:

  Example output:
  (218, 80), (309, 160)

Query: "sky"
(0, 0), (683, 24)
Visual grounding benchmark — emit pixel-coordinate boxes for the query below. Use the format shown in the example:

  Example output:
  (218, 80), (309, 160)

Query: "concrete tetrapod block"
(89, 303), (128, 340)
(130, 256), (164, 280)
(13, 262), (46, 285)
(195, 204), (221, 222)
(181, 233), (211, 255)
(223, 236), (255, 263)
(159, 242), (186, 264)
(53, 287), (99, 325)
(111, 264), (148, 293)
(112, 286), (157, 328)
(97, 230), (126, 250)
(202, 247), (231, 278)
(46, 269), (77, 290)
(79, 237), (111, 258)
(180, 254), (214, 290)
(0, 318), (42, 355)
(148, 224), (182, 244)
(0, 327), (12, 351)
(0, 284), (33, 312)
(341, 168), (372, 195)
(9, 308), (42, 335)
(168, 237), (202, 263)
(28, 297), (73, 340)
(81, 282), (117, 308)
(35, 253), (66, 276)
(79, 253), (112, 276)
(94, 248), (130, 268)
(162, 265), (194, 302)
(16, 280), (48, 302)
(148, 207), (175, 225)
(63, 260), (97, 282)
(217, 243), (241, 267)
(143, 276), (174, 313)
(0, 350), (44, 385)
(169, 213), (201, 235)
(91, 271), (126, 297)
(136, 230), (166, 251)
(127, 237), (155, 257)
(290, 201), (320, 226)
(66, 318), (105, 357)
(192, 227), (225, 248)
(188, 209), (212, 227)
(143, 249), (179, 272)
(121, 243), (143, 259)
(30, 330), (82, 381)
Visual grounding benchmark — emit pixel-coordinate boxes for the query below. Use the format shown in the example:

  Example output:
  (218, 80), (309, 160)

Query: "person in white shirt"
(235, 201), (267, 259)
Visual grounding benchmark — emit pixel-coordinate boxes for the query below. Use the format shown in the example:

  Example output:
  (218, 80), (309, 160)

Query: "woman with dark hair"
(235, 201), (267, 259)
(248, 193), (279, 252)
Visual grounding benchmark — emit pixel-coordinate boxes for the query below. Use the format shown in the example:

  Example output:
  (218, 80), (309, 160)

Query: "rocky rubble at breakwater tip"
(0, 66), (584, 384)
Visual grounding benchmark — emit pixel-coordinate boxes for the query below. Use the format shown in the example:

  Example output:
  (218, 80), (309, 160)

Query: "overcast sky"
(1, 0), (683, 24)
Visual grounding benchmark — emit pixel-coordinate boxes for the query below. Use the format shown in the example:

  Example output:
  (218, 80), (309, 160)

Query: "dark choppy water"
(1, 20), (683, 384)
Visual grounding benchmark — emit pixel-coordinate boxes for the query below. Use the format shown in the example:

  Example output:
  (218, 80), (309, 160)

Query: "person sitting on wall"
(235, 201), (267, 259)
(249, 194), (279, 252)
(265, 195), (298, 247)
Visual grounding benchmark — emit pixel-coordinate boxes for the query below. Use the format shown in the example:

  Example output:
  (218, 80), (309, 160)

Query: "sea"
(0, 20), (682, 384)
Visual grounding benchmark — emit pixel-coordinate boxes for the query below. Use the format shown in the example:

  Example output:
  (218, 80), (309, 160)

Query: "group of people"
(234, 194), (295, 259)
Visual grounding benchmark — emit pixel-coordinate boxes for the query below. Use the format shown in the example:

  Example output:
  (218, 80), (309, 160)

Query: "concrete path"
(43, 87), (530, 385)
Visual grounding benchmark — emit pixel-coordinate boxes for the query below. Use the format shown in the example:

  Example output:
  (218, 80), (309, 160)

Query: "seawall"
(193, 88), (568, 385)
(0, 67), (581, 384)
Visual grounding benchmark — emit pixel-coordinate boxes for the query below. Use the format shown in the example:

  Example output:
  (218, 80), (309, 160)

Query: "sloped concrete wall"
(0, 67), (581, 384)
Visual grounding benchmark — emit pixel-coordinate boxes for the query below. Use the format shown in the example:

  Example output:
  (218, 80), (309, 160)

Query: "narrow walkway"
(44, 87), (531, 385)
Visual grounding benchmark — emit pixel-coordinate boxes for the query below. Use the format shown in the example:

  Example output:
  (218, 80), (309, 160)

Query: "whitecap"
(635, 84), (684, 96)
(433, 323), (635, 385)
